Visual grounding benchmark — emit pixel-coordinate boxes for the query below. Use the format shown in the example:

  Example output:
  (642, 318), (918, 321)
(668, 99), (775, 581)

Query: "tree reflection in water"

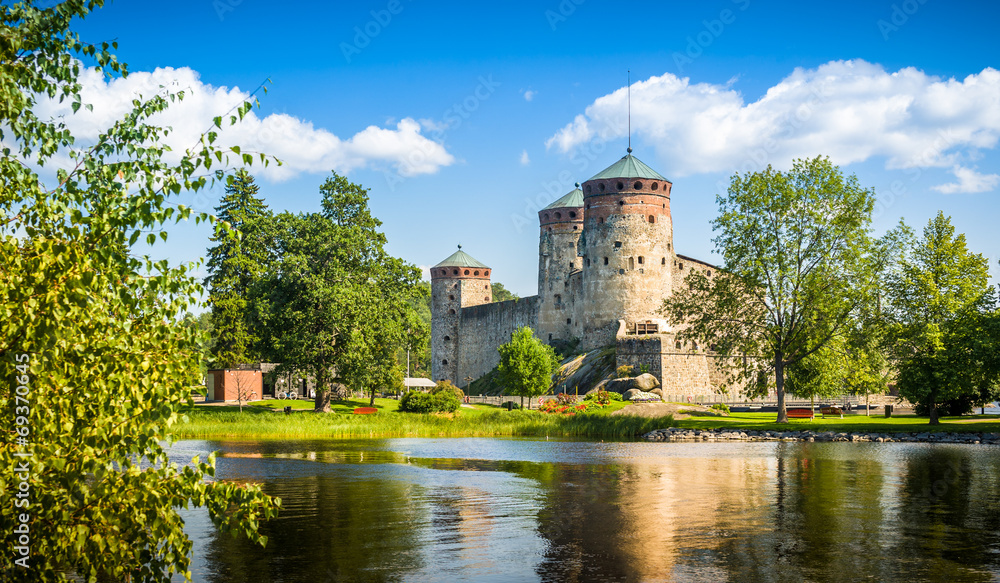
(183, 440), (1000, 583)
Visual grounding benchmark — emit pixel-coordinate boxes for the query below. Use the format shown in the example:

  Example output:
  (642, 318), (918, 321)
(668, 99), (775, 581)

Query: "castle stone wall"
(457, 296), (541, 384)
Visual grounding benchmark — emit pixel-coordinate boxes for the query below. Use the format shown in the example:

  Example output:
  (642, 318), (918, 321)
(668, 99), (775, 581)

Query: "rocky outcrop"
(642, 427), (1000, 444)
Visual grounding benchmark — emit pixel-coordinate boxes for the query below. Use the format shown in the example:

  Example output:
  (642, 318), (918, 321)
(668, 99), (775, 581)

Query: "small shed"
(206, 368), (263, 402)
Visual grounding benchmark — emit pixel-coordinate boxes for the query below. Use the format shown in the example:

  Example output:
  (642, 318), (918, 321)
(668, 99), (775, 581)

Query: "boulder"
(605, 378), (635, 394)
(633, 373), (660, 391)
(626, 390), (661, 402)
(649, 389), (663, 397)
(623, 388), (642, 400)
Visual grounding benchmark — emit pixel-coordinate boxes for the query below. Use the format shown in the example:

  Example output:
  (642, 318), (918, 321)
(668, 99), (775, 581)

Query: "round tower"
(579, 149), (674, 348)
(537, 184), (584, 344)
(430, 246), (492, 384)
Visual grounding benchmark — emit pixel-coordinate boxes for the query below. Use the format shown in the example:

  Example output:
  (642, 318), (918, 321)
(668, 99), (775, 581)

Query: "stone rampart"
(458, 296), (541, 383)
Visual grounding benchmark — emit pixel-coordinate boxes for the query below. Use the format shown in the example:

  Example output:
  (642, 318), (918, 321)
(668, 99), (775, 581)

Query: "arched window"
(448, 309), (456, 314)
(628, 257), (634, 270)
(484, 270), (489, 276)
(651, 182), (658, 191)
(555, 212), (562, 219)
(474, 270), (479, 276)
(442, 359), (448, 365)
(649, 215), (655, 224)
(443, 335), (451, 341)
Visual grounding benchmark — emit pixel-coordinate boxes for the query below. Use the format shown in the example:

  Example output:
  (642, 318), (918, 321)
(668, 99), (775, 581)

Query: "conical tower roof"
(543, 184), (584, 210)
(434, 245), (489, 269)
(587, 150), (668, 181)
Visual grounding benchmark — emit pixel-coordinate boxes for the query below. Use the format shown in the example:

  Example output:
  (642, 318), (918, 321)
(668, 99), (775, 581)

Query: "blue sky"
(65, 0), (1000, 298)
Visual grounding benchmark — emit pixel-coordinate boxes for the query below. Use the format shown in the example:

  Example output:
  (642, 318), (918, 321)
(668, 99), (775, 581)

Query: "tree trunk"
(775, 356), (788, 423)
(928, 395), (940, 425)
(369, 387), (375, 407)
(866, 391), (870, 416)
(314, 369), (332, 413)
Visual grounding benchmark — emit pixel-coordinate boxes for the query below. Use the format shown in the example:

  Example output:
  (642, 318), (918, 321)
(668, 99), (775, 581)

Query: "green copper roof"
(587, 151), (668, 181)
(434, 246), (490, 268)
(543, 185), (584, 210)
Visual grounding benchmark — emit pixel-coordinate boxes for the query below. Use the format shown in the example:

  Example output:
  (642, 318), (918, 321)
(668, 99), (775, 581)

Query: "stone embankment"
(643, 426), (1000, 444)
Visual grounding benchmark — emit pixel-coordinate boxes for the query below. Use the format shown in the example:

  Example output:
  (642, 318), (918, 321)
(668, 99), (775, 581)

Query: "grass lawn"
(175, 398), (650, 439)
(673, 411), (1000, 433)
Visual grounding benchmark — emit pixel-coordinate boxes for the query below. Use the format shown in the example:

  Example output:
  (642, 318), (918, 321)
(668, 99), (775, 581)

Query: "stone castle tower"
(430, 246), (492, 384)
(578, 149), (674, 349)
(429, 150), (723, 393)
(536, 184), (584, 345)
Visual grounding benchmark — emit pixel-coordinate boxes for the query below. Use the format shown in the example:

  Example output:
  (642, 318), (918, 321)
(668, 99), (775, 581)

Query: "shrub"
(584, 389), (621, 405)
(433, 379), (465, 401)
(616, 365), (635, 378)
(711, 402), (730, 414)
(639, 364), (650, 374)
(400, 390), (461, 413)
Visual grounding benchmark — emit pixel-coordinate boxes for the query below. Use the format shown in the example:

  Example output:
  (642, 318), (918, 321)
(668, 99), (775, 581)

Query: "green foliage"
(496, 327), (559, 402)
(0, 3), (278, 580)
(433, 379), (464, 401)
(615, 365), (635, 378)
(584, 389), (622, 404)
(886, 213), (1000, 423)
(639, 363), (650, 374)
(205, 169), (271, 368)
(711, 402), (731, 414)
(663, 157), (899, 422)
(491, 281), (519, 302)
(249, 173), (427, 411)
(399, 390), (461, 413)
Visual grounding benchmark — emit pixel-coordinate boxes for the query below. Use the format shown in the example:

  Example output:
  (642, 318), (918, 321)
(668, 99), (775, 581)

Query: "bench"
(786, 408), (814, 420)
(821, 407), (843, 418)
(353, 407), (378, 415)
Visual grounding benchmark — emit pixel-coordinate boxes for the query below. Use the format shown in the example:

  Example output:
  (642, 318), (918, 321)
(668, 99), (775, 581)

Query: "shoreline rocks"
(642, 426), (1000, 445)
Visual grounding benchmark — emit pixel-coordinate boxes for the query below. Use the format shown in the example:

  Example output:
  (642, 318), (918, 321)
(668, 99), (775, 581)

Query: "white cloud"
(519, 149), (530, 165)
(523, 89), (536, 102)
(33, 66), (455, 181)
(931, 165), (1000, 194)
(546, 60), (1000, 190)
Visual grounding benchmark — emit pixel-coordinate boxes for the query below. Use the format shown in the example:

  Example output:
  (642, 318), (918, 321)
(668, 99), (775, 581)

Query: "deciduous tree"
(497, 326), (559, 409)
(663, 157), (898, 422)
(886, 212), (999, 423)
(250, 173), (426, 412)
(0, 2), (277, 581)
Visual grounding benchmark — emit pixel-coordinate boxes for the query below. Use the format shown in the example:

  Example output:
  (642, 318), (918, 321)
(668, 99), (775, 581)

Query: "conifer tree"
(205, 170), (271, 367)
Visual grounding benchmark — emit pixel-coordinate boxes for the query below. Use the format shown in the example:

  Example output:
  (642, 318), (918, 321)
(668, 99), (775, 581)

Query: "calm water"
(169, 438), (1000, 583)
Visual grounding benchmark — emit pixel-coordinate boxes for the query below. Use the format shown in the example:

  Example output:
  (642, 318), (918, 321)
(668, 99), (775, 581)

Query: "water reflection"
(171, 439), (1000, 582)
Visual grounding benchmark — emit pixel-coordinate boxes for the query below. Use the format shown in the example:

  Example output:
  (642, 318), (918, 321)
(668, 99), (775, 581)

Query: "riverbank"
(174, 400), (662, 439)
(173, 401), (1000, 440)
(645, 426), (1000, 444)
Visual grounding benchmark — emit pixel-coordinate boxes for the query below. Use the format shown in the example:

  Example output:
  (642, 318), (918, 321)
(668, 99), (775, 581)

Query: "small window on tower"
(598, 217), (604, 224)
(661, 257), (666, 265)
(566, 318), (572, 325)
(634, 181), (642, 190)
(569, 262), (574, 270)
(649, 215), (655, 224)
(675, 342), (682, 350)
(484, 270), (489, 276)
(442, 359), (448, 365)
(638, 256), (644, 264)
(554, 294), (561, 305)
(651, 182), (659, 190)
(444, 335), (451, 341)
(569, 211), (577, 218)
(449, 295), (454, 300)
(616, 181), (624, 190)
(464, 270), (470, 275)
(448, 309), (456, 314)
(585, 258), (591, 267)
(679, 263), (684, 270)
(598, 182), (606, 192)
(604, 257), (609, 265)
(474, 270), (479, 276)
(614, 241), (622, 248)
(555, 212), (562, 219)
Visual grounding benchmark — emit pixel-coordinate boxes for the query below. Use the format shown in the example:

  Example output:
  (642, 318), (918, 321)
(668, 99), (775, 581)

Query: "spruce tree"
(205, 170), (271, 367)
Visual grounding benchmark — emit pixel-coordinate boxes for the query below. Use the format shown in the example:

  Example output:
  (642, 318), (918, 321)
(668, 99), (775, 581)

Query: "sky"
(54, 0), (1000, 299)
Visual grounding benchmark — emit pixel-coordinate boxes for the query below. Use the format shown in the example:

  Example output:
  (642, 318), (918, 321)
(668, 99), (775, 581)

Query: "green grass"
(174, 399), (666, 439)
(672, 411), (1000, 433)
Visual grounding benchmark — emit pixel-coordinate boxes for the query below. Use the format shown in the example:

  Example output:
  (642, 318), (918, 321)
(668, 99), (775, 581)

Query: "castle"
(431, 150), (730, 395)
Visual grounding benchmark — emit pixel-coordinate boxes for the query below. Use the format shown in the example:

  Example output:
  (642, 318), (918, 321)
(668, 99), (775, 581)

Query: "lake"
(171, 438), (1000, 582)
